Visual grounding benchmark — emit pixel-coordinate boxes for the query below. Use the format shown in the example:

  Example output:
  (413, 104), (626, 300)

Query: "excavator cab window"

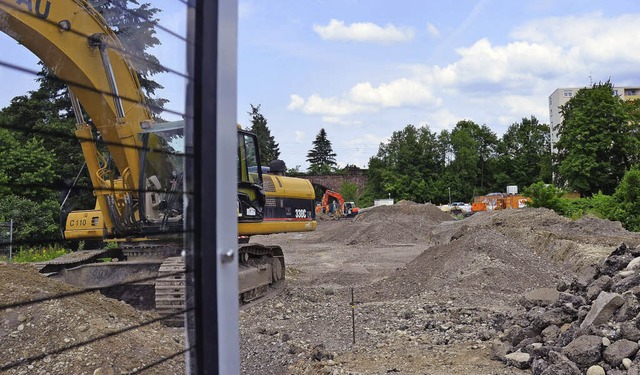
(138, 122), (185, 231)
(237, 130), (265, 221)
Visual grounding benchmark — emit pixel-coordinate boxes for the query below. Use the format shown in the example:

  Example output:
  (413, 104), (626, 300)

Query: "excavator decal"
(14, 0), (51, 19)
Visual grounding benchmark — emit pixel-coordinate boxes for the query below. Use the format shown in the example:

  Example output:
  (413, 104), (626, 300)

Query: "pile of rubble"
(0, 263), (185, 374)
(495, 243), (640, 374)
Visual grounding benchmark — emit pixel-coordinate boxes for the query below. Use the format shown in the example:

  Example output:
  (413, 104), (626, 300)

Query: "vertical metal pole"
(186, 0), (239, 374)
(8, 219), (13, 261)
(351, 288), (355, 344)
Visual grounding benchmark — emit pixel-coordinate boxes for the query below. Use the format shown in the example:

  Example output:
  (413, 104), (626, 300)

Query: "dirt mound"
(0, 263), (184, 374)
(355, 202), (453, 223)
(310, 203), (453, 245)
(364, 208), (640, 304)
(394, 199), (418, 206)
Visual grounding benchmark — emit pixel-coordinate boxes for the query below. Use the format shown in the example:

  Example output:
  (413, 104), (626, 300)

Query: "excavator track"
(154, 243), (285, 326)
(155, 256), (186, 326)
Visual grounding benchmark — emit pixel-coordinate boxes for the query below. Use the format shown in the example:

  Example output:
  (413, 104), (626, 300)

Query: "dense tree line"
(358, 117), (551, 206)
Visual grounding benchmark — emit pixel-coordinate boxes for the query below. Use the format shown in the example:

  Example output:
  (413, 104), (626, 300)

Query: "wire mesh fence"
(0, 0), (203, 373)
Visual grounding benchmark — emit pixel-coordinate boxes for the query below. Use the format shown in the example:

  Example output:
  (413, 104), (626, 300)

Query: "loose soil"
(2, 204), (640, 374)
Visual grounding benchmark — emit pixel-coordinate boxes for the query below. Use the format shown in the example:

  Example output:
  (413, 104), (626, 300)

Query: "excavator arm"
(0, 0), (178, 238)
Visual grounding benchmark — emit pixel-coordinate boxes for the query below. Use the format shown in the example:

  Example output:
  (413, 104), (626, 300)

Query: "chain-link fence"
(0, 219), (14, 260)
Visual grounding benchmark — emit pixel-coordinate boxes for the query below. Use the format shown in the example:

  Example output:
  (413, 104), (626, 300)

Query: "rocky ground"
(241, 204), (640, 374)
(2, 203), (640, 374)
(0, 263), (185, 374)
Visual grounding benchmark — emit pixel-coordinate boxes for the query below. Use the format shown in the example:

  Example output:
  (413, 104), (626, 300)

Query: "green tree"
(555, 81), (640, 195)
(306, 128), (337, 174)
(248, 104), (280, 163)
(441, 120), (500, 199)
(339, 182), (358, 202)
(365, 124), (442, 203)
(523, 181), (565, 212)
(0, 126), (60, 242)
(498, 116), (552, 188)
(611, 168), (640, 231)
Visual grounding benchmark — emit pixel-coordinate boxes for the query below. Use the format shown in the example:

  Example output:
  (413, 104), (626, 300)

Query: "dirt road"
(240, 205), (640, 374)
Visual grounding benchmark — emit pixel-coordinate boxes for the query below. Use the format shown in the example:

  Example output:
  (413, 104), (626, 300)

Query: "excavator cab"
(237, 129), (265, 223)
(137, 121), (185, 233)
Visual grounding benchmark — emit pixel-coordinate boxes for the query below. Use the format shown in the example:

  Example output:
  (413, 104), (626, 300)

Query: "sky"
(1, 1), (639, 170)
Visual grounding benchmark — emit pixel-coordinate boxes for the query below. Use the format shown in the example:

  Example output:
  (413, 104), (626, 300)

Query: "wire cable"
(0, 60), (187, 119)
(0, 308), (193, 372)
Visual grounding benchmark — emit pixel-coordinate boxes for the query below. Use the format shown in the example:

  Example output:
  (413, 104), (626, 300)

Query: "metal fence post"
(8, 219), (12, 261)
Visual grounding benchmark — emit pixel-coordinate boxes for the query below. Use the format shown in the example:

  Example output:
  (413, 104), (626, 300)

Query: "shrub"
(523, 182), (565, 212)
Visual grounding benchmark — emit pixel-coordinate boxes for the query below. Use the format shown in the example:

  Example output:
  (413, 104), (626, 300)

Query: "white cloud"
(291, 12), (640, 143)
(421, 109), (460, 133)
(294, 131), (305, 142)
(432, 38), (572, 90)
(348, 79), (441, 107)
(287, 94), (371, 116)
(313, 19), (414, 43)
(501, 95), (548, 122)
(322, 116), (362, 126)
(426, 23), (440, 38)
(287, 94), (305, 111)
(511, 12), (640, 76)
(288, 78), (441, 118)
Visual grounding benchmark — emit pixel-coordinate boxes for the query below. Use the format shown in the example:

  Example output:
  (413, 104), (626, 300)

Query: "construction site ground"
(3, 203), (640, 374)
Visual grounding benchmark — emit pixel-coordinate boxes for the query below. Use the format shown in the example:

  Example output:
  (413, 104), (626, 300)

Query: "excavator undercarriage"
(37, 241), (287, 326)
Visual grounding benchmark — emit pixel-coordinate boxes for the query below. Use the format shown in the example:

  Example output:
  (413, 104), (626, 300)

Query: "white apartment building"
(548, 86), (640, 153)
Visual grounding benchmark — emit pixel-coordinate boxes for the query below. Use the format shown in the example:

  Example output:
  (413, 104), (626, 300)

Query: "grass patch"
(2, 245), (70, 263)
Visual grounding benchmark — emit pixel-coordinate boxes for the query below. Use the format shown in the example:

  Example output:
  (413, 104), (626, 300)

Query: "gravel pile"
(0, 263), (185, 374)
(317, 202), (453, 245)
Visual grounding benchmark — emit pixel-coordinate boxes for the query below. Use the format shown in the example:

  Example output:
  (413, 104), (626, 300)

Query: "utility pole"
(448, 187), (451, 205)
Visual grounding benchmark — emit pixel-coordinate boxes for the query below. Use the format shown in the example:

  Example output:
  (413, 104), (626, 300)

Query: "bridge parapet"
(304, 171), (367, 197)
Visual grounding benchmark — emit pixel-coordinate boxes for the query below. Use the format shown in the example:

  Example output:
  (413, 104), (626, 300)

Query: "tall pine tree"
(248, 104), (280, 163)
(306, 128), (337, 175)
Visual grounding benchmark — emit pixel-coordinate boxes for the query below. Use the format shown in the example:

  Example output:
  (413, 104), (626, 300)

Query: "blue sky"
(1, 1), (639, 170)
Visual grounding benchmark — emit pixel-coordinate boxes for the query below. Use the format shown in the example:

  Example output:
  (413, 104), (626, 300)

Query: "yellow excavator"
(0, 0), (316, 321)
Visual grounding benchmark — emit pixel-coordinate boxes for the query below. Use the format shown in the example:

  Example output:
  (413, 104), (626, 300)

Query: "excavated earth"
(2, 203), (640, 374)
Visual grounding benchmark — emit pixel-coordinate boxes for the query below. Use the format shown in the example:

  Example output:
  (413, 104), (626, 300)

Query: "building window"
(563, 91), (573, 97)
(625, 89), (637, 96)
(613, 89), (619, 96)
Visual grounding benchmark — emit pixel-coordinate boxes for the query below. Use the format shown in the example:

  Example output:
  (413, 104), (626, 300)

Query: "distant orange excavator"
(315, 189), (360, 218)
